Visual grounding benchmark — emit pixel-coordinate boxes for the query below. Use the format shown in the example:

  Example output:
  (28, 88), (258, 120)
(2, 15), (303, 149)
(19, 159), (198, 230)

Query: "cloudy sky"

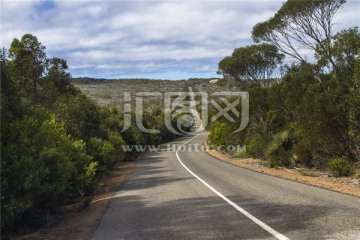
(1, 0), (359, 80)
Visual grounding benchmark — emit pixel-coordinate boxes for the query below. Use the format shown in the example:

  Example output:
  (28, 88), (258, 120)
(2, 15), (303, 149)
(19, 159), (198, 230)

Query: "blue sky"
(1, 0), (359, 80)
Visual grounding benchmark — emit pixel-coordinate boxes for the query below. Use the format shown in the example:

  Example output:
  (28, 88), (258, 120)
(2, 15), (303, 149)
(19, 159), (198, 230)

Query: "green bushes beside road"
(209, 0), (360, 175)
(0, 34), (180, 233)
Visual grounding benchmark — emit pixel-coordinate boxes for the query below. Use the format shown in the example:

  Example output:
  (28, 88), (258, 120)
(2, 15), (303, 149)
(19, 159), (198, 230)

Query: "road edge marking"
(175, 132), (290, 240)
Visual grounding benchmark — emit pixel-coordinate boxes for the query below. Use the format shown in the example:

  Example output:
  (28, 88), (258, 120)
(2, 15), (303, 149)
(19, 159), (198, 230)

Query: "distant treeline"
(72, 77), (222, 85)
(72, 77), (185, 84)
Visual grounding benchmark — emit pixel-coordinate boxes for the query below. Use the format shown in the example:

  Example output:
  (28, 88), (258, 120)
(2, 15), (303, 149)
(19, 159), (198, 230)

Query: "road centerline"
(175, 132), (290, 240)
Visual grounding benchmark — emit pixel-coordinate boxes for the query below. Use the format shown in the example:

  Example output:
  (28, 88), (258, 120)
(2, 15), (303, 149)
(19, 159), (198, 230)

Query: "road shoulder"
(203, 140), (360, 198)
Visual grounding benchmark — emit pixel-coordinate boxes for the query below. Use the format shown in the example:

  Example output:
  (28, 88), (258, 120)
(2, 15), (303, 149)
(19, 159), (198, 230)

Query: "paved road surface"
(91, 132), (360, 240)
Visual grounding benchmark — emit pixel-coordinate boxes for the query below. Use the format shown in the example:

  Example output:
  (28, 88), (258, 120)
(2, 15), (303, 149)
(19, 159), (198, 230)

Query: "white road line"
(175, 132), (290, 240)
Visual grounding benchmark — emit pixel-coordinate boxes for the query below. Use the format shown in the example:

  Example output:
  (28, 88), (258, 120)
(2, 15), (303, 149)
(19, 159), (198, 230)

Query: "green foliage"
(41, 57), (77, 106)
(87, 138), (116, 172)
(1, 51), (22, 131)
(53, 94), (102, 141)
(2, 32), (190, 232)
(211, 59), (359, 168)
(1, 110), (95, 229)
(264, 110), (286, 134)
(8, 34), (48, 101)
(208, 122), (233, 147)
(107, 131), (126, 163)
(328, 157), (353, 177)
(1, 34), (180, 232)
(218, 44), (284, 89)
(292, 139), (313, 167)
(244, 131), (270, 159)
(265, 131), (295, 168)
(348, 50), (360, 159)
(330, 27), (360, 71)
(209, 1), (359, 176)
(252, 0), (346, 63)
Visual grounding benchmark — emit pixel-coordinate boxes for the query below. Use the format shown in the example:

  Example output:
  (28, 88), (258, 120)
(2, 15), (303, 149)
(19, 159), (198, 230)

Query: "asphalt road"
(91, 132), (360, 240)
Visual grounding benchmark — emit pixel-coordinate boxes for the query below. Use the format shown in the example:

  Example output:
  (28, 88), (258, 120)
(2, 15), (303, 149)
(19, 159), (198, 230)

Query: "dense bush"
(292, 139), (313, 167)
(53, 94), (103, 141)
(209, 60), (359, 169)
(328, 157), (353, 177)
(209, 21), (360, 170)
(265, 131), (295, 168)
(1, 110), (95, 229)
(0, 34), (181, 233)
(208, 122), (233, 147)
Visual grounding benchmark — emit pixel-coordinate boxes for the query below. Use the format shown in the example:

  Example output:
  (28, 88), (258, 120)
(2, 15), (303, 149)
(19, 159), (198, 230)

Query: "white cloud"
(1, 0), (359, 79)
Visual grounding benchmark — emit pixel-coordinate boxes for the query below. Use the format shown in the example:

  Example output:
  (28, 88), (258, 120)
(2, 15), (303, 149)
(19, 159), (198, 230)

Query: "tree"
(347, 49), (360, 159)
(52, 94), (102, 141)
(252, 0), (346, 68)
(42, 57), (76, 106)
(316, 27), (360, 79)
(8, 34), (48, 102)
(218, 44), (284, 88)
(1, 110), (94, 229)
(1, 48), (22, 125)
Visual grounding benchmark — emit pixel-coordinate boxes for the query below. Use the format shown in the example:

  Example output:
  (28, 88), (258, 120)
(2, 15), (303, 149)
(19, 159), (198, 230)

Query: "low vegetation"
(328, 157), (353, 177)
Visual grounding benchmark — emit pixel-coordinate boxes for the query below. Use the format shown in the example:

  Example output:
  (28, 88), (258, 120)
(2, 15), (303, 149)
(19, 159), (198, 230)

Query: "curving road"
(91, 132), (360, 240)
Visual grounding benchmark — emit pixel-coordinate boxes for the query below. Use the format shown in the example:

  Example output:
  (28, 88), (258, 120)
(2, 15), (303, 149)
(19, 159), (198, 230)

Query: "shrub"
(264, 110), (286, 134)
(328, 157), (353, 177)
(208, 121), (233, 146)
(244, 128), (271, 158)
(1, 111), (94, 229)
(53, 94), (102, 141)
(87, 137), (116, 172)
(107, 131), (126, 163)
(265, 131), (295, 168)
(292, 140), (313, 167)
